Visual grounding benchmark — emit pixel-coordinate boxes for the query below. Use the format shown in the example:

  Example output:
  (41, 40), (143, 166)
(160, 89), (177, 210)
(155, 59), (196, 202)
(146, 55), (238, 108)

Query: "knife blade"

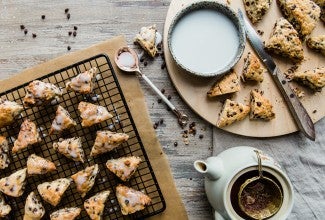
(238, 10), (315, 141)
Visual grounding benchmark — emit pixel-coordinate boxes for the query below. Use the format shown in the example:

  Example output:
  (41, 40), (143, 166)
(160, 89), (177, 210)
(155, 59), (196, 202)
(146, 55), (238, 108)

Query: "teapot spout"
(194, 157), (224, 180)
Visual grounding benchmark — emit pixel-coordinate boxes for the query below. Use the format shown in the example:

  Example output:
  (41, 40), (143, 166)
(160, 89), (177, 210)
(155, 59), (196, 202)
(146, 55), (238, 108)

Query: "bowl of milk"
(168, 1), (246, 78)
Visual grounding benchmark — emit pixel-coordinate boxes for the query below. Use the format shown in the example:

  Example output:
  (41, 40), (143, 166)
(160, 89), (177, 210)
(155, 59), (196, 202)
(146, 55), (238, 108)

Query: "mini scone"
(277, 0), (320, 39)
(250, 90), (275, 120)
(292, 67), (325, 91)
(53, 137), (85, 163)
(207, 70), (240, 97)
(0, 136), (10, 169)
(307, 35), (325, 56)
(66, 67), (97, 94)
(90, 131), (129, 157)
(312, 0), (325, 22)
(71, 164), (99, 198)
(265, 17), (304, 62)
(0, 99), (24, 128)
(106, 156), (142, 181)
(243, 0), (273, 23)
(50, 207), (81, 220)
(134, 25), (158, 58)
(78, 101), (113, 127)
(27, 154), (56, 175)
(116, 184), (151, 215)
(12, 119), (41, 153)
(242, 52), (265, 83)
(37, 178), (71, 206)
(0, 168), (27, 197)
(217, 99), (251, 128)
(50, 105), (77, 134)
(24, 191), (45, 220)
(0, 193), (11, 217)
(84, 190), (110, 220)
(23, 80), (63, 107)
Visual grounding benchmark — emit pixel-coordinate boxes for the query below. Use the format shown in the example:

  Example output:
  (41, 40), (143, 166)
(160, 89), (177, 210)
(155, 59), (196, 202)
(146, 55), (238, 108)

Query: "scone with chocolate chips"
(50, 207), (81, 220)
(0, 168), (27, 197)
(134, 25), (158, 58)
(0, 136), (10, 169)
(53, 137), (85, 163)
(250, 90), (275, 120)
(293, 67), (325, 91)
(50, 105), (77, 134)
(265, 17), (304, 62)
(307, 35), (325, 56)
(78, 102), (113, 127)
(24, 191), (45, 220)
(27, 154), (56, 175)
(66, 67), (97, 94)
(84, 190), (110, 220)
(312, 0), (325, 22)
(207, 70), (240, 97)
(0, 99), (23, 128)
(242, 52), (265, 83)
(0, 193), (11, 217)
(217, 99), (250, 127)
(71, 164), (99, 198)
(243, 0), (273, 23)
(106, 156), (142, 181)
(37, 178), (71, 206)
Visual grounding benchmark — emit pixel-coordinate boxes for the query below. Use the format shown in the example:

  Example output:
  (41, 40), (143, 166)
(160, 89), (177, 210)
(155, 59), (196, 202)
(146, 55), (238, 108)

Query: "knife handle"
(273, 67), (315, 140)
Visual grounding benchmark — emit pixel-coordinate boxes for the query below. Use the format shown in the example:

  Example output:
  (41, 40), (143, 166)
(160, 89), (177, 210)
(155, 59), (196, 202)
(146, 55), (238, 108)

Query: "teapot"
(194, 146), (294, 220)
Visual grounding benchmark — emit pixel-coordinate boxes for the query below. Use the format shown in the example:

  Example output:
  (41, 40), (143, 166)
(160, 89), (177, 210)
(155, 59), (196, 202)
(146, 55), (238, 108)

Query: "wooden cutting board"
(163, 0), (325, 137)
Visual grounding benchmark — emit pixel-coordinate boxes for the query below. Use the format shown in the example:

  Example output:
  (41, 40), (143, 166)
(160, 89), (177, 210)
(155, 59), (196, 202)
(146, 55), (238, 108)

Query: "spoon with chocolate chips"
(115, 46), (188, 127)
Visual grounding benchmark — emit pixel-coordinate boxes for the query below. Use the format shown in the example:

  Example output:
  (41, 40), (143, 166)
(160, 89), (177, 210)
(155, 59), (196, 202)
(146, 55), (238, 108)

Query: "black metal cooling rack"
(0, 54), (165, 219)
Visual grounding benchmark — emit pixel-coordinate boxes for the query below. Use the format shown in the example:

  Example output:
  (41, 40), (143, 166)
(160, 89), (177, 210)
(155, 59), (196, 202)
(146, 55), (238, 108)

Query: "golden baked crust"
(37, 178), (71, 206)
(207, 70), (240, 97)
(217, 99), (250, 128)
(91, 131), (129, 157)
(12, 119), (41, 153)
(250, 90), (275, 120)
(0, 168), (27, 197)
(293, 67), (325, 91)
(27, 154), (56, 175)
(116, 185), (151, 215)
(242, 52), (265, 83)
(307, 35), (325, 56)
(135, 25), (158, 58)
(71, 164), (99, 198)
(0, 136), (10, 169)
(0, 99), (23, 128)
(277, 0), (320, 39)
(0, 193), (11, 217)
(78, 102), (113, 127)
(243, 0), (273, 23)
(265, 17), (304, 62)
(53, 137), (85, 163)
(84, 190), (110, 220)
(50, 207), (81, 220)
(66, 67), (97, 94)
(106, 156), (142, 181)
(24, 192), (45, 220)
(50, 105), (77, 134)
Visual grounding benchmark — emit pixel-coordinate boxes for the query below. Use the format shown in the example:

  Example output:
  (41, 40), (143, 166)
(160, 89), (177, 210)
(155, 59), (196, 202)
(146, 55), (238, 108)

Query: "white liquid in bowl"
(170, 9), (240, 75)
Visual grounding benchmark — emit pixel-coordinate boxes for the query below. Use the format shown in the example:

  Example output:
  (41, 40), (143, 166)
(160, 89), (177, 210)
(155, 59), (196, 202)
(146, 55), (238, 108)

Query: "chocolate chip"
(161, 62), (166, 69)
(20, 25), (25, 30)
(167, 95), (171, 100)
(144, 61), (148, 66)
(199, 134), (204, 139)
(140, 57), (145, 62)
(282, 80), (286, 85)
(67, 46), (71, 51)
(65, 8), (69, 13)
(290, 94), (294, 98)
(73, 31), (77, 37)
(24, 29), (28, 35)
(67, 13), (71, 20)
(161, 88), (165, 94)
(68, 31), (72, 36)
(153, 123), (158, 129)
(125, 199), (129, 205)
(312, 110), (317, 113)
(41, 15), (45, 20)
(256, 102), (262, 107)
(174, 142), (178, 147)
(73, 26), (78, 30)
(32, 33), (37, 38)
(157, 98), (162, 103)
(159, 118), (164, 124)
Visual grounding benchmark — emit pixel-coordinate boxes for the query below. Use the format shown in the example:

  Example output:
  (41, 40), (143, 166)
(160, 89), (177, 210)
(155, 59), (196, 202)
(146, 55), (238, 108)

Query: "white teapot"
(194, 146), (294, 220)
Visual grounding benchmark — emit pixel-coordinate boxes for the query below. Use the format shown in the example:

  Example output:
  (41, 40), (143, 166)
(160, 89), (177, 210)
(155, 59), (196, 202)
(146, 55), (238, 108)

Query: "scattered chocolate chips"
(67, 46), (71, 51)
(32, 33), (37, 38)
(41, 15), (46, 20)
(20, 25), (25, 30)
(73, 31), (77, 37)
(73, 26), (78, 30)
(24, 29), (28, 35)
(65, 8), (69, 13)
(174, 142), (178, 147)
(67, 13), (71, 20)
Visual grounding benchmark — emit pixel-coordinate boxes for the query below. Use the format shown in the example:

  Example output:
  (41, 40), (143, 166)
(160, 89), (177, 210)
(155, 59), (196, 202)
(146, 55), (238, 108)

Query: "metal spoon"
(115, 46), (188, 127)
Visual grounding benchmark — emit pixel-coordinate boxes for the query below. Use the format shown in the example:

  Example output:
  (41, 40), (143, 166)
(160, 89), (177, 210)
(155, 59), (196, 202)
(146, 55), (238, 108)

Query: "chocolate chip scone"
(277, 0), (321, 39)
(71, 164), (99, 198)
(265, 17), (304, 62)
(53, 137), (85, 163)
(217, 99), (250, 128)
(0, 168), (27, 197)
(78, 102), (113, 127)
(27, 154), (56, 175)
(50, 105), (77, 134)
(307, 35), (325, 56)
(0, 99), (23, 128)
(0, 136), (10, 169)
(293, 67), (325, 91)
(24, 191), (45, 220)
(243, 0), (273, 23)
(37, 178), (71, 206)
(50, 207), (81, 220)
(207, 70), (240, 97)
(134, 25), (158, 58)
(250, 90), (275, 120)
(106, 156), (142, 181)
(0, 193), (11, 217)
(242, 52), (265, 83)
(312, 0), (325, 23)
(66, 67), (97, 94)
(84, 190), (110, 220)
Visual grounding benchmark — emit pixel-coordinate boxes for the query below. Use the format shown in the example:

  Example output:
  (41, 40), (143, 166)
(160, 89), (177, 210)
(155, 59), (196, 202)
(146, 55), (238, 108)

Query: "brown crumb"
(293, 87), (305, 98)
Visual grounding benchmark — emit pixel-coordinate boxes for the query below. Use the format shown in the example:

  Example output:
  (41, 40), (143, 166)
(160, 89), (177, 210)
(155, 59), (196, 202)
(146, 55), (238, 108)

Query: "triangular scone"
(90, 131), (129, 157)
(116, 185), (151, 215)
(217, 99), (250, 128)
(37, 178), (71, 206)
(277, 0), (320, 39)
(12, 119), (41, 153)
(78, 102), (113, 127)
(135, 25), (158, 58)
(23, 80), (63, 107)
(250, 90), (275, 120)
(84, 190), (110, 220)
(0, 99), (24, 128)
(265, 18), (304, 62)
(0, 136), (10, 169)
(24, 191), (45, 220)
(0, 193), (11, 217)
(242, 52), (265, 83)
(53, 137), (85, 163)
(207, 70), (240, 97)
(307, 35), (325, 56)
(27, 154), (56, 175)
(0, 168), (27, 197)
(293, 67), (325, 91)
(106, 156), (142, 181)
(66, 67), (97, 94)
(50, 207), (81, 220)
(71, 164), (99, 198)
(50, 105), (77, 134)
(243, 0), (273, 23)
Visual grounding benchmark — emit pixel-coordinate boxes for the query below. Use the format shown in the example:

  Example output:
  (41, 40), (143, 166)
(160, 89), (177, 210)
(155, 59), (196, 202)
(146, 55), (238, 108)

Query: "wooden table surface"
(0, 1), (213, 219)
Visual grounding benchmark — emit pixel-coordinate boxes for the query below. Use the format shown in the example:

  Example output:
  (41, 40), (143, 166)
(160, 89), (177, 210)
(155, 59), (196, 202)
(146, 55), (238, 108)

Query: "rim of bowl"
(167, 1), (246, 78)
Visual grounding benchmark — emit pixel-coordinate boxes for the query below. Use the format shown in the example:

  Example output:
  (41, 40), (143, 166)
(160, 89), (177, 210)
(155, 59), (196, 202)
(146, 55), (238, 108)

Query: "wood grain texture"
(0, 1), (213, 219)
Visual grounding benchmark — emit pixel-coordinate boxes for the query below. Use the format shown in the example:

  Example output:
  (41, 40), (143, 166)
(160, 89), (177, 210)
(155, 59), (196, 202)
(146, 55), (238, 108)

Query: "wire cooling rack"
(0, 54), (165, 219)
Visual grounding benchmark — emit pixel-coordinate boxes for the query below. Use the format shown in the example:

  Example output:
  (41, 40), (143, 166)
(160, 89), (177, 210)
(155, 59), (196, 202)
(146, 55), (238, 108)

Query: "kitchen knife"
(238, 10), (315, 141)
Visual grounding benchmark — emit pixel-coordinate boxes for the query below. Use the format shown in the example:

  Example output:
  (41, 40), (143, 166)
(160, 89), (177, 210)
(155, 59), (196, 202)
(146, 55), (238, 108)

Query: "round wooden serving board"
(163, 0), (325, 137)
